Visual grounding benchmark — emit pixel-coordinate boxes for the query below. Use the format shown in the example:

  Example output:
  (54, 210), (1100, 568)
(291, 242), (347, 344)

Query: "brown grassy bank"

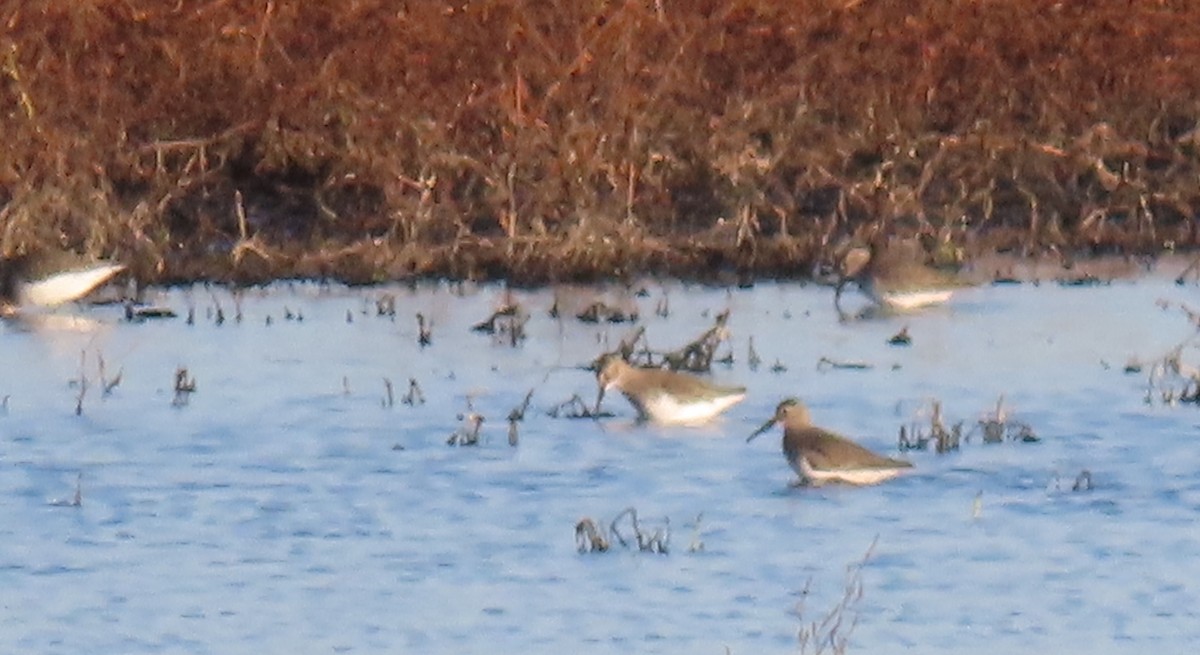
(2, 0), (1199, 285)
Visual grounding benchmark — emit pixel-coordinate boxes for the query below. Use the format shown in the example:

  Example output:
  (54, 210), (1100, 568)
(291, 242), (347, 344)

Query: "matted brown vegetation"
(2, 1), (1199, 284)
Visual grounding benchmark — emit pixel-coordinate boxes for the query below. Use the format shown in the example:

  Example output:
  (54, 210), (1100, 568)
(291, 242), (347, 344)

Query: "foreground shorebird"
(595, 353), (746, 425)
(747, 398), (912, 486)
(834, 238), (969, 313)
(0, 254), (125, 317)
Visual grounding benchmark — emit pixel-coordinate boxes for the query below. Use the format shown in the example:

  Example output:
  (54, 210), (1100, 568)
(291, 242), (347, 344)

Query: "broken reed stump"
(506, 389), (534, 447)
(595, 310), (733, 375)
(660, 309), (731, 373)
(401, 378), (425, 405)
(900, 397), (1039, 453)
(898, 400), (961, 453)
(172, 367), (197, 407)
(416, 312), (433, 346)
(447, 397), (485, 446)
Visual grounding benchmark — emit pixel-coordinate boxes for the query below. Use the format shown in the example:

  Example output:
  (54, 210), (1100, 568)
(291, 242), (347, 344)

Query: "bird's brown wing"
(807, 429), (912, 471)
(871, 241), (970, 294)
(641, 368), (746, 401)
(876, 262), (969, 294)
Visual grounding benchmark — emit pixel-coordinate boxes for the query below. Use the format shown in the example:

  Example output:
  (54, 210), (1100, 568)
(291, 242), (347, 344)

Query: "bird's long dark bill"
(593, 386), (606, 415)
(746, 418), (777, 442)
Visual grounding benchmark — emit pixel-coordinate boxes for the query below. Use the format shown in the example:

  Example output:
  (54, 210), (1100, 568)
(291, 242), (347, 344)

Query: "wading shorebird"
(747, 398), (912, 486)
(595, 353), (747, 426)
(834, 238), (970, 314)
(0, 254), (125, 318)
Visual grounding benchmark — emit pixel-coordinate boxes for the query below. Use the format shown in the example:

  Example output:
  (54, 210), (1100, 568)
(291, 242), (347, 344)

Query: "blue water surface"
(1, 272), (1198, 654)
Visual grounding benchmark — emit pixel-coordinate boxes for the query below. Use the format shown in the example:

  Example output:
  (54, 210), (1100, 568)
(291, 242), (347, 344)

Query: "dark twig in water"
(508, 389), (534, 422)
(206, 291), (226, 326)
(1072, 469), (1094, 492)
(748, 336), (762, 371)
(576, 507), (691, 555)
(98, 351), (122, 396)
(547, 393), (613, 420)
(382, 377), (395, 408)
(401, 378), (425, 405)
(417, 312), (433, 346)
(609, 507), (670, 554)
(501, 311), (528, 347)
(172, 367), (197, 407)
(655, 292), (670, 318)
(817, 356), (873, 371)
(507, 389), (534, 446)
(1176, 254), (1200, 286)
(73, 349), (88, 416)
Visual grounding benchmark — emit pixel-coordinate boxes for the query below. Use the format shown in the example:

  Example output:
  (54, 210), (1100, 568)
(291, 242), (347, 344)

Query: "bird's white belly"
(19, 264), (125, 307)
(796, 457), (907, 486)
(641, 392), (745, 425)
(875, 288), (954, 311)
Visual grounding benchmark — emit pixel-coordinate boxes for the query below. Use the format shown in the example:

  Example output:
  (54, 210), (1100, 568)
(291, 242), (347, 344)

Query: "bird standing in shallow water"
(0, 253), (125, 317)
(835, 237), (970, 314)
(747, 398), (912, 486)
(595, 353), (746, 426)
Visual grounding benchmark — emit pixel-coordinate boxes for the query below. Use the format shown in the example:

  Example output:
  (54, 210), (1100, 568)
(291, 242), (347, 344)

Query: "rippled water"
(2, 271), (1198, 654)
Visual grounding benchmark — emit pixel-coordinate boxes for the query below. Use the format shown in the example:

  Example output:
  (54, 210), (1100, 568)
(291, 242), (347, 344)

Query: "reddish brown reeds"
(2, 1), (1198, 284)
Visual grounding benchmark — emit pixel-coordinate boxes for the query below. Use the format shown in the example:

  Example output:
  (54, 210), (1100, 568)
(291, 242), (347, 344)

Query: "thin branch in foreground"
(793, 537), (877, 655)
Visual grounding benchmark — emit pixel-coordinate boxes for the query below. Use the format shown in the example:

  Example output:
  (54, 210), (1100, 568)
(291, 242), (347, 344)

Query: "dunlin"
(747, 398), (912, 486)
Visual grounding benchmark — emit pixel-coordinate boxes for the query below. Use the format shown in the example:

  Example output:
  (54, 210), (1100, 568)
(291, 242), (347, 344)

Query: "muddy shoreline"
(3, 2), (1199, 285)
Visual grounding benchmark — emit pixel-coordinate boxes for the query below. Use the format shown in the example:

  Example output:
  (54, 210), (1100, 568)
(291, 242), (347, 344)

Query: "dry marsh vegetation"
(3, 1), (1199, 284)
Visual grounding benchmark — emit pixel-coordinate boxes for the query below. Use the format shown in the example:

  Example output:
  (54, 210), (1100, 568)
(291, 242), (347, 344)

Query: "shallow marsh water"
(1, 271), (1199, 654)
